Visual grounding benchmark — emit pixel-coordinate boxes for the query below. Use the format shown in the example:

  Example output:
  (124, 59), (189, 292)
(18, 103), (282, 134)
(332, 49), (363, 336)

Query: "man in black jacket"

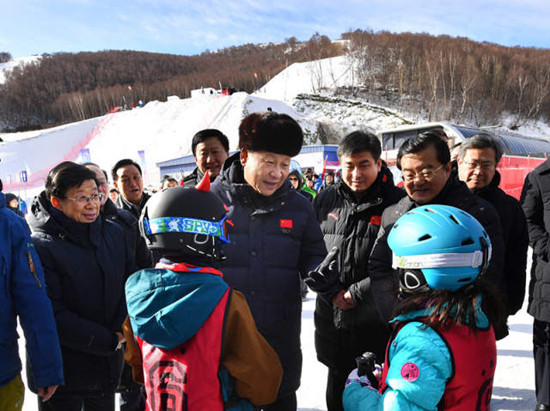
(85, 163), (153, 271)
(112, 159), (151, 220)
(313, 131), (405, 411)
(85, 163), (151, 411)
(369, 132), (505, 326)
(182, 129), (230, 186)
(521, 158), (550, 411)
(211, 112), (341, 411)
(457, 133), (528, 338)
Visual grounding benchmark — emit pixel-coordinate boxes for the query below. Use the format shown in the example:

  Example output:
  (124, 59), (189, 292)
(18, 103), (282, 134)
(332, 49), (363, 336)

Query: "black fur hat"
(239, 112), (303, 157)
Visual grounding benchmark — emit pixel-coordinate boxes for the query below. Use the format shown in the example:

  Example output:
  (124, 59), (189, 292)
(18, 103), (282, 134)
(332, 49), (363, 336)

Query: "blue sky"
(1, 0), (549, 58)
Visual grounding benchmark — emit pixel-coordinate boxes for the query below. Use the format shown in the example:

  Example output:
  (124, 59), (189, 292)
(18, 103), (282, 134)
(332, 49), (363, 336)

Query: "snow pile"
(257, 55), (356, 103)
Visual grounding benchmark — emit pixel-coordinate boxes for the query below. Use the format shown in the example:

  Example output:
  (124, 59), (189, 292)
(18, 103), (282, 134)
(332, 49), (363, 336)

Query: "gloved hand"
(345, 364), (383, 391)
(305, 246), (342, 303)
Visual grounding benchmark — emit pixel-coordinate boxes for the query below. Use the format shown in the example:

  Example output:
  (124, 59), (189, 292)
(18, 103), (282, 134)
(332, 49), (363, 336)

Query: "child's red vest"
(137, 288), (230, 411)
(380, 320), (496, 410)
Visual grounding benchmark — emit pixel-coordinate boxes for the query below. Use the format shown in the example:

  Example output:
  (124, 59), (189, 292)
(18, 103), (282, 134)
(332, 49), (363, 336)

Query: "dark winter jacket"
(211, 152), (337, 399)
(103, 198), (153, 269)
(28, 192), (135, 397)
(521, 158), (550, 322)
(369, 176), (505, 325)
(0, 192), (64, 389)
(312, 165), (405, 367)
(182, 166), (204, 187)
(114, 191), (151, 220)
(474, 171), (528, 315)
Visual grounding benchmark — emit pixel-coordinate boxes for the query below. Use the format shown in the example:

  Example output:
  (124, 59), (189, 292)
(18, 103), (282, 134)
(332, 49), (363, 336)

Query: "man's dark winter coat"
(103, 198), (152, 270)
(369, 176), (506, 324)
(28, 192), (135, 396)
(521, 158), (550, 322)
(182, 167), (204, 187)
(114, 191), (151, 220)
(312, 165), (405, 367)
(474, 171), (528, 315)
(211, 153), (338, 400)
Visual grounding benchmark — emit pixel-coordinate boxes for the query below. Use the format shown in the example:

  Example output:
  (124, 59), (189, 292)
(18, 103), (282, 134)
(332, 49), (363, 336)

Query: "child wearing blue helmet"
(343, 204), (505, 410)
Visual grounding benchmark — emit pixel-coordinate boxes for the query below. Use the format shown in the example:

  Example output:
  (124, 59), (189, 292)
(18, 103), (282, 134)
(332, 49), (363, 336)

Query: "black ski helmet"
(140, 172), (229, 260)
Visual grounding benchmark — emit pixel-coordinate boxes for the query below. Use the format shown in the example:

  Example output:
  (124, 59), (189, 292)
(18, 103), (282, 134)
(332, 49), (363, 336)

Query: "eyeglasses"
(402, 164), (445, 182)
(462, 160), (495, 171)
(65, 193), (104, 205)
(289, 177), (299, 182)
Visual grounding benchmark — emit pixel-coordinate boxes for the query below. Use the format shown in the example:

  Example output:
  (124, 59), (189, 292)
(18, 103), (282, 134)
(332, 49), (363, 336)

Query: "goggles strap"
(392, 249), (490, 270)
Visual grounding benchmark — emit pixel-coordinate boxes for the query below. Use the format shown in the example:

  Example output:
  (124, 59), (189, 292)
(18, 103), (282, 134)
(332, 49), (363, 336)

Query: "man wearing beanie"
(211, 112), (342, 410)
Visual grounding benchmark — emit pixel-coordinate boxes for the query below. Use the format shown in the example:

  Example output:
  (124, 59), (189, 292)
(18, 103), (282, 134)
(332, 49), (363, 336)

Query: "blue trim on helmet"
(143, 215), (230, 243)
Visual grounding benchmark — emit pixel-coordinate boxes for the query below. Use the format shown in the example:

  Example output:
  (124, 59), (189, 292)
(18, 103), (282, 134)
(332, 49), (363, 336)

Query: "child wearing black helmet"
(123, 173), (282, 410)
(343, 205), (505, 410)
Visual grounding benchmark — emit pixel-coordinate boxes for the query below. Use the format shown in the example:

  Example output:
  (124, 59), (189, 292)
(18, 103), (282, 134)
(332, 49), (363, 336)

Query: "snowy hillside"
(0, 55), (413, 200)
(2, 53), (549, 202)
(0, 55), (41, 84)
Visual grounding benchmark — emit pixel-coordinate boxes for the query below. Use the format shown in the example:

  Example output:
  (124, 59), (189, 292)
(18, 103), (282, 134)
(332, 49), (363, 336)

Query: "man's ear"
(50, 196), (63, 211)
(240, 149), (248, 167)
(113, 180), (119, 190)
(443, 161), (452, 178)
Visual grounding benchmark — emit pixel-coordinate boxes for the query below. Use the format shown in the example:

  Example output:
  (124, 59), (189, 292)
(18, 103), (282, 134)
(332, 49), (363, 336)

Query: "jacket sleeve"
(222, 290), (283, 406)
(521, 172), (548, 258)
(343, 322), (451, 411)
(368, 211), (399, 324)
(504, 199), (529, 315)
(122, 316), (144, 384)
(474, 202), (506, 295)
(11, 220), (64, 388)
(33, 240), (120, 356)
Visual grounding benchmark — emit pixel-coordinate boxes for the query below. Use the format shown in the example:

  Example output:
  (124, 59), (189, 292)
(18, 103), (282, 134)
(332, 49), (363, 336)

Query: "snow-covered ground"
(19, 290), (537, 410)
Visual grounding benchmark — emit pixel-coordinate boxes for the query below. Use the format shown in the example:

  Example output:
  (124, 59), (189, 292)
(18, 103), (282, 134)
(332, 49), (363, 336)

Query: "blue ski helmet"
(388, 204), (491, 292)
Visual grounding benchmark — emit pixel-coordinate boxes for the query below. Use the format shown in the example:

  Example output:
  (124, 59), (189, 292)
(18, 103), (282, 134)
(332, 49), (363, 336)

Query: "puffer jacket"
(475, 171), (528, 315)
(103, 198), (152, 269)
(211, 152), (337, 399)
(369, 176), (505, 325)
(312, 165), (405, 367)
(0, 192), (63, 389)
(521, 158), (550, 322)
(28, 192), (134, 396)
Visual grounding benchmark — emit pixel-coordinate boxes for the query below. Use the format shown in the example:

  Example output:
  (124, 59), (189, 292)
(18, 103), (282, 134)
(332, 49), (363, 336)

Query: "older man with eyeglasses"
(368, 132), (506, 330)
(457, 134), (528, 339)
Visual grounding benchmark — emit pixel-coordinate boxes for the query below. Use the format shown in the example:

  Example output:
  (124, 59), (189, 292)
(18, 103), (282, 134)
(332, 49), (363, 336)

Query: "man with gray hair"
(457, 133), (528, 338)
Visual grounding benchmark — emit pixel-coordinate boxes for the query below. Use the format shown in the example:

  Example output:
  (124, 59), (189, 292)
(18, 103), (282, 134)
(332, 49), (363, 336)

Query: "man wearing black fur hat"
(211, 112), (342, 410)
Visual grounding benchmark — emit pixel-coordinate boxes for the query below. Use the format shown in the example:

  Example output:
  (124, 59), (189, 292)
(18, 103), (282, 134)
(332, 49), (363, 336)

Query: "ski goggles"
(143, 215), (230, 243)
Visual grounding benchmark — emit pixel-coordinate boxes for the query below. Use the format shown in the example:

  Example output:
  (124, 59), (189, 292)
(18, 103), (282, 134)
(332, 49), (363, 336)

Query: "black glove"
(305, 246), (343, 303)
